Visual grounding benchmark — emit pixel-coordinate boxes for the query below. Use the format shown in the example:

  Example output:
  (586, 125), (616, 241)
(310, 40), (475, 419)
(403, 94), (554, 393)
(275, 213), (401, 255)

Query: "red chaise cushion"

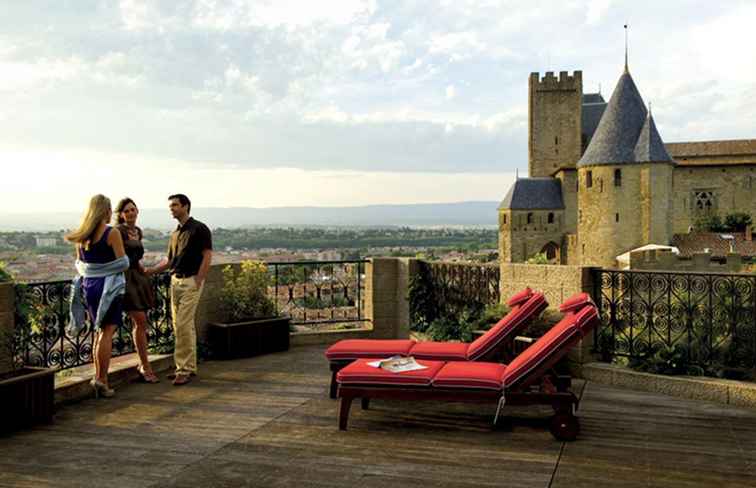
(432, 362), (507, 390)
(409, 342), (469, 361)
(466, 292), (547, 360)
(501, 313), (582, 389)
(507, 287), (533, 307)
(336, 358), (445, 386)
(559, 292), (594, 314)
(325, 339), (415, 361)
(574, 305), (600, 335)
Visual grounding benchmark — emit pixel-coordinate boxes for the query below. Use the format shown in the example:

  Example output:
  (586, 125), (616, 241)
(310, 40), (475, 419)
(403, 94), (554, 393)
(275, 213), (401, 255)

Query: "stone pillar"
(194, 263), (227, 342)
(725, 253), (743, 272)
(364, 258), (412, 339)
(0, 283), (15, 376)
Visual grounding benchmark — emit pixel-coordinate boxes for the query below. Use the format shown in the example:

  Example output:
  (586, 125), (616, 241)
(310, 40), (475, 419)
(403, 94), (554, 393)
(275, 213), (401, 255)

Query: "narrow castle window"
(614, 169), (622, 187)
(548, 212), (554, 224)
(586, 171), (593, 188)
(579, 210), (583, 223)
(615, 213), (619, 223)
(502, 214), (507, 224)
(526, 212), (534, 224)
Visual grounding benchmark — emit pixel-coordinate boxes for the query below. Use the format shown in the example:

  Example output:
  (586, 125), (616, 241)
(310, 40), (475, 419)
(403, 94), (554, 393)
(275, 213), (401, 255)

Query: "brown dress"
(117, 225), (155, 312)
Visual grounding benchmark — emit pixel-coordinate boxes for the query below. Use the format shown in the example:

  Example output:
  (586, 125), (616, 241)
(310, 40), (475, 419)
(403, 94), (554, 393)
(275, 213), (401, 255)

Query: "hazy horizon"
(2, 1), (754, 213)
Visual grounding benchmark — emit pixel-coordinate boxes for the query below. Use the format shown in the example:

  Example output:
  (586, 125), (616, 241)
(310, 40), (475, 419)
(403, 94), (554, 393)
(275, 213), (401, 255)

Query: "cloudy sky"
(1, 0), (754, 213)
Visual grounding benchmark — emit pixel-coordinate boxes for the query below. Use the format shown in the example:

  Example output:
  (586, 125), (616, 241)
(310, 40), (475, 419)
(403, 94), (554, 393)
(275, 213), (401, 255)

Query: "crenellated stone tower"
(528, 71), (583, 178)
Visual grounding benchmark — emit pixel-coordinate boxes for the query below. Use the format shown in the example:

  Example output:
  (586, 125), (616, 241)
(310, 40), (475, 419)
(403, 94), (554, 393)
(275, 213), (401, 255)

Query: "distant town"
(0, 227), (499, 282)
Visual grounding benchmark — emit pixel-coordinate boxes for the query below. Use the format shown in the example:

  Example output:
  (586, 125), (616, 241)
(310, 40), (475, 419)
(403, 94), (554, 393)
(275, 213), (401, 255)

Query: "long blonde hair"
(65, 194), (112, 249)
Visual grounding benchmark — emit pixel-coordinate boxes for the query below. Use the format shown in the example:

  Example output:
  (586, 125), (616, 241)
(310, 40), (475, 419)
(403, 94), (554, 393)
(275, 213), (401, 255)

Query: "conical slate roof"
(578, 69), (650, 166)
(633, 111), (673, 162)
(499, 178), (564, 210)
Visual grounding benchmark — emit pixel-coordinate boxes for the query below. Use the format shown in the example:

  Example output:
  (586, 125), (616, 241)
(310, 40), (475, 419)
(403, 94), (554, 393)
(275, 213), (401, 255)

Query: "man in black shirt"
(147, 194), (212, 385)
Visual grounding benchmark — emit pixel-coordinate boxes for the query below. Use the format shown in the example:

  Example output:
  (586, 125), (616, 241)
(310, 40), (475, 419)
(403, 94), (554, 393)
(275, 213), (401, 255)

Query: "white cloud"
(445, 84), (456, 100)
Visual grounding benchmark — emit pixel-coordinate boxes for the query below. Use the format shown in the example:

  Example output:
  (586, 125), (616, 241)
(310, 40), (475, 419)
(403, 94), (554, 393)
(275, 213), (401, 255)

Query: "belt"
(173, 273), (193, 279)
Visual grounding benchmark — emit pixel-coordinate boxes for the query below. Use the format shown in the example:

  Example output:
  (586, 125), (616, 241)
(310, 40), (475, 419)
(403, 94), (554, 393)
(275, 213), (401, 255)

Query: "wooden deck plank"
(1, 346), (755, 487)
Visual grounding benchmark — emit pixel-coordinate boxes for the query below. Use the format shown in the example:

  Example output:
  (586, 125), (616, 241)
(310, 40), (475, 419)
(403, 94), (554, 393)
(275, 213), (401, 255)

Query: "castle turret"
(576, 67), (675, 267)
(499, 178), (565, 263)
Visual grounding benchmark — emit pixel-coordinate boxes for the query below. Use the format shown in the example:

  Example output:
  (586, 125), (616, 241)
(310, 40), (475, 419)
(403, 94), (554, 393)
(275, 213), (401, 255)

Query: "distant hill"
(0, 201), (500, 231)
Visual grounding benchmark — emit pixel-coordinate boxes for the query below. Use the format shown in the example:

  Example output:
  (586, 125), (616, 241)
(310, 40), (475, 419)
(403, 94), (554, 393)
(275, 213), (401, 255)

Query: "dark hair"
(168, 193), (191, 213)
(114, 197), (137, 225)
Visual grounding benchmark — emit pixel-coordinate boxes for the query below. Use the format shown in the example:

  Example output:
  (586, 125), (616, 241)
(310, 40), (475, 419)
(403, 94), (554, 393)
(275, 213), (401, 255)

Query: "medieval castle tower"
(499, 61), (756, 268)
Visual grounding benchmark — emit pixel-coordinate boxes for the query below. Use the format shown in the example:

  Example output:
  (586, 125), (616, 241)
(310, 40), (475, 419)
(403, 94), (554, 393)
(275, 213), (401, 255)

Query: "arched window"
(614, 169), (622, 187)
(547, 212), (554, 224)
(526, 212), (534, 224)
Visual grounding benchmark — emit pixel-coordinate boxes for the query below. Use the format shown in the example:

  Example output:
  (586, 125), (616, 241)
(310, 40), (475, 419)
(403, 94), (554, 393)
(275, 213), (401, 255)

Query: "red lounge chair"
(324, 288), (548, 398)
(335, 304), (600, 441)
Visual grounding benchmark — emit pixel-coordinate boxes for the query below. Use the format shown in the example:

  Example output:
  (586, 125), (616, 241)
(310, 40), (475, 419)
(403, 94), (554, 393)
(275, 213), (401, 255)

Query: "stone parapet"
(583, 362), (756, 409)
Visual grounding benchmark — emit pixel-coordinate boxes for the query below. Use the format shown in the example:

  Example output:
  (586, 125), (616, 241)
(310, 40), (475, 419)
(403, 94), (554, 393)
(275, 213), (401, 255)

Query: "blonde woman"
(66, 195), (129, 398)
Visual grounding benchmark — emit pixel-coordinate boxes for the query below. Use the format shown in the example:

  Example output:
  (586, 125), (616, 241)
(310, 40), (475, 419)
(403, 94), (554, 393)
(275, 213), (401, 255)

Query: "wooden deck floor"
(1, 345), (755, 488)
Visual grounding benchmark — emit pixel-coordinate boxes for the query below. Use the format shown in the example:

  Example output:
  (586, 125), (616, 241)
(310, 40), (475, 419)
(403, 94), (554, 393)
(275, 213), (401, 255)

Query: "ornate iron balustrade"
(410, 260), (500, 325)
(592, 269), (756, 375)
(13, 260), (369, 369)
(13, 273), (173, 370)
(267, 260), (368, 330)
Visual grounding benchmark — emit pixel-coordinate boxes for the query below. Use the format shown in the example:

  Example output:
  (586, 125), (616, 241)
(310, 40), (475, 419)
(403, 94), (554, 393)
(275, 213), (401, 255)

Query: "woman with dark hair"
(114, 198), (159, 383)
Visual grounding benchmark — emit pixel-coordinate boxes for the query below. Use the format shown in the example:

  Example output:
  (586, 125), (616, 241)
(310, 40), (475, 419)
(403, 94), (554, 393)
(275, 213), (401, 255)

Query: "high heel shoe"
(90, 378), (115, 398)
(138, 366), (160, 384)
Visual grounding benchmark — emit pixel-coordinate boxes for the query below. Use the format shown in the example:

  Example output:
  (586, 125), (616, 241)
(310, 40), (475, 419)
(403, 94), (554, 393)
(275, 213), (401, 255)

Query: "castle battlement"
(530, 70), (582, 91)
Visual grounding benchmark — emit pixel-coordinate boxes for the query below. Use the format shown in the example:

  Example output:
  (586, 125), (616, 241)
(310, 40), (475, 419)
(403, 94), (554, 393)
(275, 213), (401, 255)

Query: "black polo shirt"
(167, 217), (213, 277)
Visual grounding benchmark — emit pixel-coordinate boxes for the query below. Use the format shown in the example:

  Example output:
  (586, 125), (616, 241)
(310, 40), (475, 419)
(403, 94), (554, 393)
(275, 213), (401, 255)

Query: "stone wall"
(499, 262), (595, 367)
(194, 258), (413, 347)
(629, 249), (746, 272)
(528, 71), (583, 177)
(555, 169), (578, 234)
(671, 165), (756, 234)
(578, 163), (675, 268)
(499, 208), (565, 263)
(0, 283), (14, 376)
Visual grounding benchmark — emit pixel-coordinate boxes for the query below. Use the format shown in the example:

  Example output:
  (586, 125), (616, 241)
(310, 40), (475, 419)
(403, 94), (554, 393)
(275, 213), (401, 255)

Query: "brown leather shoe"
(172, 374), (191, 386)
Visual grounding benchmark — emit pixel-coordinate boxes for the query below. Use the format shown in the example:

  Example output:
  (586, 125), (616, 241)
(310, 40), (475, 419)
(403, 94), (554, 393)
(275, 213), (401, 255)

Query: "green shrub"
(526, 252), (549, 264)
(724, 212), (753, 232)
(0, 261), (12, 283)
(425, 309), (475, 342)
(219, 260), (275, 322)
(467, 303), (509, 331)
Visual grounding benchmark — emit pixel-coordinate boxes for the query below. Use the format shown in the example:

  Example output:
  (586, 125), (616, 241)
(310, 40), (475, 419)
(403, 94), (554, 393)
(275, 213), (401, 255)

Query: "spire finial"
(516, 168), (519, 180)
(624, 23), (629, 72)
(598, 83), (602, 95)
(648, 101), (652, 115)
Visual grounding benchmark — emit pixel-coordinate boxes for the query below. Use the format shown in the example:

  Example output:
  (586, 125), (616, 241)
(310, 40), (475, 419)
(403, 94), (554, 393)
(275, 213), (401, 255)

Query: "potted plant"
(0, 263), (56, 434)
(207, 260), (290, 359)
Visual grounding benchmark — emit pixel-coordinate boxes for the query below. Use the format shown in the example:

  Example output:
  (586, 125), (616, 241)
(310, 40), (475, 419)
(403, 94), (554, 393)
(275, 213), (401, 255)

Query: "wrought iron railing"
(410, 260), (500, 326)
(592, 269), (756, 377)
(266, 260), (368, 330)
(13, 260), (369, 370)
(13, 273), (173, 370)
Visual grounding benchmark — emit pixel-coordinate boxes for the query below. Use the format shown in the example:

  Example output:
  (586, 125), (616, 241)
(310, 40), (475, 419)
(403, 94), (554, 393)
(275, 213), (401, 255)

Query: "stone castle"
(498, 62), (756, 268)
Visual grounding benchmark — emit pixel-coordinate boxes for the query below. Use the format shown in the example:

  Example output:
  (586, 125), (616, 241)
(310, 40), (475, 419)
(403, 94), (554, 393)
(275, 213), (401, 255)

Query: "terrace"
(1, 259), (756, 487)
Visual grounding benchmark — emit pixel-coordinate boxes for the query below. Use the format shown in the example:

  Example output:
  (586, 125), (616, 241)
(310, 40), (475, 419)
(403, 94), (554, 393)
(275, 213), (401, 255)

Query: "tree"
(724, 213), (752, 232)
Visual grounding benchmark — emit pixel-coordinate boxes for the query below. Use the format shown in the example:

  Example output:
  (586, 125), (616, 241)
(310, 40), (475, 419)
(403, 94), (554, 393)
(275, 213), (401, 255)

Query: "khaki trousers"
(170, 275), (204, 375)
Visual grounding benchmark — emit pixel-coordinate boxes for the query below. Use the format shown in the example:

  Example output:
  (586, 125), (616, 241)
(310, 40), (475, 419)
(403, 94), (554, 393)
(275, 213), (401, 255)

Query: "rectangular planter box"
(208, 316), (291, 359)
(0, 366), (56, 434)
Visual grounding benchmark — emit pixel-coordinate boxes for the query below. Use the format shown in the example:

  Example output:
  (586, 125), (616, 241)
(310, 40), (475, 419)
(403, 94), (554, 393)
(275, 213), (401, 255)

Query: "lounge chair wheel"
(549, 413), (579, 441)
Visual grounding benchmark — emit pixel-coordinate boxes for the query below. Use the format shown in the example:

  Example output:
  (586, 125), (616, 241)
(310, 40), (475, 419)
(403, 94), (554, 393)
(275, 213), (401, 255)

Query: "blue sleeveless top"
(79, 227), (116, 263)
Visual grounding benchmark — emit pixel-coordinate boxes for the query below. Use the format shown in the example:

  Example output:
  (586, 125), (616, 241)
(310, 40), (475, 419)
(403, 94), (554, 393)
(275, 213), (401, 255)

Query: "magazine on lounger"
(367, 355), (428, 373)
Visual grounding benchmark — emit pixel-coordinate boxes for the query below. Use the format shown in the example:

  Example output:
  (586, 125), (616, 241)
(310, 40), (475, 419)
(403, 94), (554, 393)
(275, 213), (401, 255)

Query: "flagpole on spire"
(624, 23), (629, 72)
